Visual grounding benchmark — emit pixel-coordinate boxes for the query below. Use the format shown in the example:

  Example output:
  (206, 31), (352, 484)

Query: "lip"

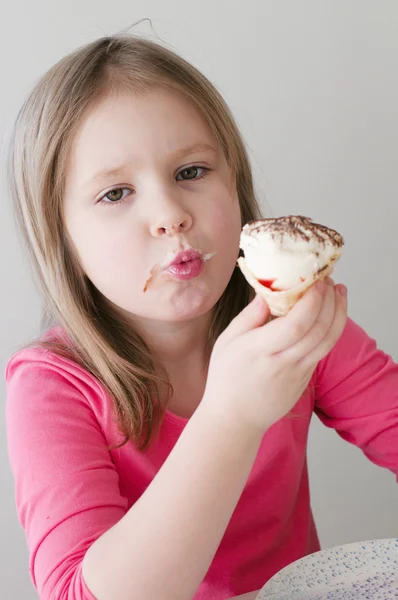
(143, 246), (216, 291)
(163, 250), (205, 281)
(165, 250), (203, 269)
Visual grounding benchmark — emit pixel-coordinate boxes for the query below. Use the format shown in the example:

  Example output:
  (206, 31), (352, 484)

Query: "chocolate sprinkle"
(243, 215), (344, 248)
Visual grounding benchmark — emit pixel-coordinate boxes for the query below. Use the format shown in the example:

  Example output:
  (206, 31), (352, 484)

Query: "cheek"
(68, 219), (145, 293)
(209, 197), (242, 253)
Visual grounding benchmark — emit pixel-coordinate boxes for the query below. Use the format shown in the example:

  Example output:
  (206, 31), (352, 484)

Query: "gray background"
(1, 1), (397, 598)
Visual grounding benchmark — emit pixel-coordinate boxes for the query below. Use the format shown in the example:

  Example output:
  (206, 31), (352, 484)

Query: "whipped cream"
(240, 216), (343, 291)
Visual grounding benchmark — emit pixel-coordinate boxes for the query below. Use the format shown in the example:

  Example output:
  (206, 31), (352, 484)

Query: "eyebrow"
(82, 143), (217, 190)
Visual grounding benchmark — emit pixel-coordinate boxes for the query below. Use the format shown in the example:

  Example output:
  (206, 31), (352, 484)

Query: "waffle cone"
(237, 257), (338, 317)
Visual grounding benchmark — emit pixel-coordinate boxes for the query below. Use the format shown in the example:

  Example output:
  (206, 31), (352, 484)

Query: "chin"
(158, 294), (217, 322)
(144, 284), (221, 322)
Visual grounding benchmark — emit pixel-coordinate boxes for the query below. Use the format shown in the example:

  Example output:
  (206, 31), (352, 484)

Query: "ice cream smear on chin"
(238, 216), (344, 316)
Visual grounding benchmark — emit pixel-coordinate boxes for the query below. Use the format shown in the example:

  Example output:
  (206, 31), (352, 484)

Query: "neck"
(131, 311), (213, 418)
(134, 311), (212, 364)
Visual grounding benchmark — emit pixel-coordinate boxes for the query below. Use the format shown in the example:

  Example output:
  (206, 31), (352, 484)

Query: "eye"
(176, 166), (209, 181)
(98, 187), (133, 206)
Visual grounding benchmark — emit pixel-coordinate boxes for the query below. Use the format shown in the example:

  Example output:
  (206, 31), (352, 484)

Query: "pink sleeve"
(6, 355), (128, 600)
(314, 317), (398, 477)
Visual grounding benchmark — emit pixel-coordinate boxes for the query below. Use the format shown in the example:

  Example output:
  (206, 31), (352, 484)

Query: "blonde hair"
(8, 34), (262, 449)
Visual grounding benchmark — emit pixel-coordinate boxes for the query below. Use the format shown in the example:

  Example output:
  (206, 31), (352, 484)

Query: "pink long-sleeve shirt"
(5, 317), (398, 600)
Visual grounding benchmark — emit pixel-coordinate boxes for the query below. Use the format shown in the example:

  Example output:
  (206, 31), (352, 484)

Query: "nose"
(161, 220), (192, 237)
(150, 204), (193, 238)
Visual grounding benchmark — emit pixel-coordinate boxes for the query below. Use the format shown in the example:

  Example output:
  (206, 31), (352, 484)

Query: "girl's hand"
(202, 278), (347, 434)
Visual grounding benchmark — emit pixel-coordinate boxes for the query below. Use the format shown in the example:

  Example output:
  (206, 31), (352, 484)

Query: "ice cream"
(237, 215), (344, 316)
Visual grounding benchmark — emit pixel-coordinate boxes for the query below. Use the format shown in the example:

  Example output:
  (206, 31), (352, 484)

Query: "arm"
(6, 355), (127, 600)
(314, 317), (398, 476)
(6, 354), (263, 600)
(83, 401), (263, 600)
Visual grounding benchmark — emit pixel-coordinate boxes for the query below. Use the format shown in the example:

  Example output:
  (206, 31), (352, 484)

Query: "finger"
(300, 285), (348, 368)
(222, 294), (270, 343)
(281, 278), (336, 360)
(254, 279), (327, 354)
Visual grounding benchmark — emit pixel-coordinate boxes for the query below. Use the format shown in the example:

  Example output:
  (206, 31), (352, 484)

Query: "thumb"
(222, 294), (270, 342)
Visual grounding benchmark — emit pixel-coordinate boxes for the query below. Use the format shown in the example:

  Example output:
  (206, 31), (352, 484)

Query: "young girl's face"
(63, 88), (242, 324)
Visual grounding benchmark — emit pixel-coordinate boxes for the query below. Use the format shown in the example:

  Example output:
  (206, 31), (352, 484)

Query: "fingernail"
(338, 285), (347, 298)
(315, 280), (325, 292)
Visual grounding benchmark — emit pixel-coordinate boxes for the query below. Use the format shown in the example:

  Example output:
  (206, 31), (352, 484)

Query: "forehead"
(68, 88), (217, 171)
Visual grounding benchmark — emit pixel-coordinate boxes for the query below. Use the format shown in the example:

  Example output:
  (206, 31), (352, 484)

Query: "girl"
(5, 34), (398, 600)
